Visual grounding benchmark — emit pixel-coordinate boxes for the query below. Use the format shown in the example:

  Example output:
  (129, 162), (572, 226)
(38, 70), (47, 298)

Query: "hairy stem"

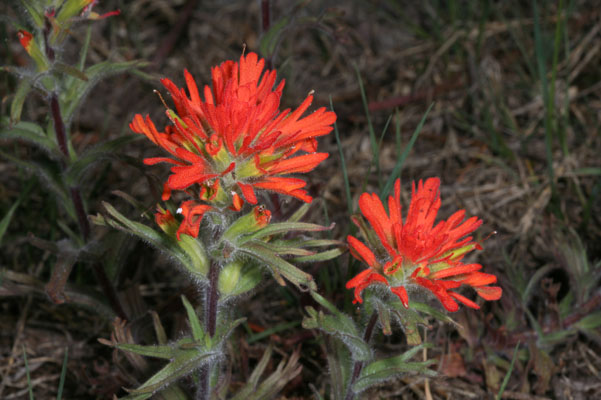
(198, 262), (220, 400)
(344, 311), (378, 400)
(206, 261), (219, 337)
(45, 14), (127, 320)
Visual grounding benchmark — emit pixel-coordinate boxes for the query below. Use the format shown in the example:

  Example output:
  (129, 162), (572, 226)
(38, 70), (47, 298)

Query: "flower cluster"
(131, 52), (336, 238)
(346, 177), (502, 312)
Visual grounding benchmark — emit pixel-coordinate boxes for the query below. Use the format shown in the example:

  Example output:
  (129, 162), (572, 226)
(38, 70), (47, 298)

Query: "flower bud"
(218, 260), (242, 295)
(218, 259), (262, 297)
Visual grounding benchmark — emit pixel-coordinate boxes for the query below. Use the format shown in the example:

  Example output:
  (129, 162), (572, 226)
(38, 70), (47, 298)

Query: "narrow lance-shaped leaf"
(0, 150), (74, 219)
(303, 292), (371, 361)
(111, 343), (175, 360)
(303, 307), (371, 362)
(10, 77), (33, 123)
(124, 348), (217, 398)
(292, 247), (345, 263)
(0, 178), (33, 245)
(64, 135), (142, 186)
(19, 0), (44, 27)
(237, 221), (333, 245)
(0, 120), (59, 156)
(181, 295), (205, 343)
(62, 60), (149, 123)
(259, 15), (290, 57)
(240, 241), (316, 291)
(353, 344), (436, 393)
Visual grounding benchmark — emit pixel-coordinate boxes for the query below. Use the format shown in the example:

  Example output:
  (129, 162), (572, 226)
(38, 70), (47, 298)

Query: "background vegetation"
(1, 0), (600, 398)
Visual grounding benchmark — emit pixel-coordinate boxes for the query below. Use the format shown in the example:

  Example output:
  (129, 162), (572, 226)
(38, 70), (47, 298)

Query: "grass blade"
(354, 64), (379, 183)
(22, 346), (34, 400)
(381, 103), (433, 198)
(330, 97), (353, 215)
(496, 342), (520, 400)
(533, 0), (557, 200)
(0, 200), (20, 246)
(57, 347), (69, 400)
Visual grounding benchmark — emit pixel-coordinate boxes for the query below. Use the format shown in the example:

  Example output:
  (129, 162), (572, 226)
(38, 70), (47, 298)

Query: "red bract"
(130, 52), (336, 209)
(346, 178), (502, 312)
(17, 30), (32, 51)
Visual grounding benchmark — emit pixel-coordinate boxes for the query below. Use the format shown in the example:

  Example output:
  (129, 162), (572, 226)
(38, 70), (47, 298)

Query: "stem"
(344, 311), (378, 400)
(260, 0), (273, 70)
(50, 95), (68, 161)
(44, 13), (127, 320)
(206, 262), (219, 337)
(198, 262), (220, 400)
(69, 186), (90, 241)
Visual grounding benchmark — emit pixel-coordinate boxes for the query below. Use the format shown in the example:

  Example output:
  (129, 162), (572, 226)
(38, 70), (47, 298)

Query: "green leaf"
(0, 198), (21, 246)
(151, 311), (169, 345)
(215, 318), (247, 343)
(287, 201), (312, 223)
(114, 343), (175, 360)
(181, 295), (205, 343)
(123, 347), (216, 398)
(574, 311), (601, 331)
(259, 16), (290, 57)
(64, 135), (142, 185)
(0, 120), (59, 155)
(325, 335), (350, 399)
(302, 294), (371, 361)
(292, 247), (345, 263)
(94, 202), (208, 279)
(0, 149), (74, 219)
(54, 62), (89, 81)
(261, 242), (315, 256)
(410, 301), (459, 327)
(62, 60), (149, 123)
(240, 241), (316, 291)
(310, 291), (341, 315)
(285, 238), (345, 248)
(219, 260), (262, 297)
(20, 0), (44, 27)
(10, 77), (33, 123)
(353, 344), (436, 393)
(238, 221), (332, 244)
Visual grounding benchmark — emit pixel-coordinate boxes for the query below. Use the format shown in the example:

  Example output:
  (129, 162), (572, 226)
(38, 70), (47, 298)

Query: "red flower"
(346, 178), (502, 312)
(175, 201), (213, 240)
(130, 52), (336, 208)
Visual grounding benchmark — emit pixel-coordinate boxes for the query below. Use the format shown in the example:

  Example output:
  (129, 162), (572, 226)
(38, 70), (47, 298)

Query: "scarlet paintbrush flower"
(131, 52), (336, 209)
(346, 177), (502, 312)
